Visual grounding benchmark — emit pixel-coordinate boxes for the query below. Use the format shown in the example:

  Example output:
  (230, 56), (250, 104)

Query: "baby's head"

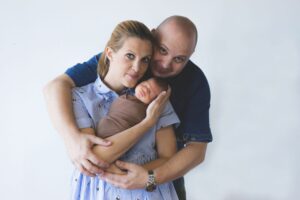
(135, 78), (168, 104)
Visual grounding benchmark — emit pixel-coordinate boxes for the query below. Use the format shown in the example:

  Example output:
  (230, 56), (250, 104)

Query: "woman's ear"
(105, 47), (114, 61)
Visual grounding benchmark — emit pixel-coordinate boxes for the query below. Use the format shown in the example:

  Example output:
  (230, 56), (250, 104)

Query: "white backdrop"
(0, 0), (299, 199)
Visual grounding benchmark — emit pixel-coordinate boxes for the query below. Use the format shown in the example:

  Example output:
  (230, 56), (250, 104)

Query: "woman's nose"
(131, 61), (140, 72)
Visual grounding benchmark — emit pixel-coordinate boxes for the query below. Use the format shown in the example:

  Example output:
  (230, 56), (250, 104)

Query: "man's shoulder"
(176, 60), (209, 88)
(185, 60), (207, 79)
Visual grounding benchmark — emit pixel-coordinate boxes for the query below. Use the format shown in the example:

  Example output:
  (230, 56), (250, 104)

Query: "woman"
(71, 20), (179, 200)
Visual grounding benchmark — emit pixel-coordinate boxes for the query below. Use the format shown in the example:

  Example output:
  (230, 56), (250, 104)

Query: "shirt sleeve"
(72, 89), (94, 129)
(156, 101), (180, 131)
(65, 54), (101, 87)
(178, 81), (213, 143)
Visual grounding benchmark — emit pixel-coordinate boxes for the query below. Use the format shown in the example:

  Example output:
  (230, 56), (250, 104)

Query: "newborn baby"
(96, 77), (168, 138)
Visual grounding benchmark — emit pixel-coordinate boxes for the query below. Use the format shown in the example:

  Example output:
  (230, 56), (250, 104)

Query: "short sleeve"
(156, 101), (180, 131)
(72, 89), (94, 129)
(178, 81), (212, 143)
(65, 54), (101, 87)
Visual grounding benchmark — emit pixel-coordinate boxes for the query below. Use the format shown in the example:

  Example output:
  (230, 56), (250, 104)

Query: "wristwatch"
(145, 170), (157, 192)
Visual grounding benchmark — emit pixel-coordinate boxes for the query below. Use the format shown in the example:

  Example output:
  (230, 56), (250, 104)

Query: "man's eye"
(174, 57), (185, 63)
(126, 53), (135, 60)
(159, 47), (167, 55)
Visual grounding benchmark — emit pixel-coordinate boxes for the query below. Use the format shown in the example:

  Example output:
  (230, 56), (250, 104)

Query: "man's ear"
(151, 28), (156, 35)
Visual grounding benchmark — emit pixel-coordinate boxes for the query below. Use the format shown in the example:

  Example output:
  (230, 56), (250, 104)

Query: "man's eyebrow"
(176, 55), (187, 59)
(160, 43), (169, 51)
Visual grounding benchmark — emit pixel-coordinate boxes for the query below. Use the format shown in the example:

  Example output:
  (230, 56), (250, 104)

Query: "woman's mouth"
(126, 73), (139, 80)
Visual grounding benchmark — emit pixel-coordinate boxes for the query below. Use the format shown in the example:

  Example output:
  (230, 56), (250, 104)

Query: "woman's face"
(105, 37), (153, 90)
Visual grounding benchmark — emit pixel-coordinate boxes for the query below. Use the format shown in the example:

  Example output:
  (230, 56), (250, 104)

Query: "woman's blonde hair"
(98, 20), (154, 79)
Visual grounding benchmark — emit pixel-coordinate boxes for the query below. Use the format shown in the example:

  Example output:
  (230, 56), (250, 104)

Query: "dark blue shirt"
(66, 54), (213, 148)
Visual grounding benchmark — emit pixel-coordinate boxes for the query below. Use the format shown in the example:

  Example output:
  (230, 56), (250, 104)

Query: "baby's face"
(135, 79), (163, 104)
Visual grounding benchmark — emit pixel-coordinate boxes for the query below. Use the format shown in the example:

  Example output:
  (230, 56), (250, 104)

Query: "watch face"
(146, 184), (156, 192)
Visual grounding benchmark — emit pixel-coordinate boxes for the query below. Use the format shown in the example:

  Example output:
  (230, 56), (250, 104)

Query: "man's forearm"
(43, 74), (78, 139)
(142, 158), (167, 171)
(154, 142), (207, 184)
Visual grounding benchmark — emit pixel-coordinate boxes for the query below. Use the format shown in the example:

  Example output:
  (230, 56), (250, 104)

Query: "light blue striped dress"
(71, 77), (180, 200)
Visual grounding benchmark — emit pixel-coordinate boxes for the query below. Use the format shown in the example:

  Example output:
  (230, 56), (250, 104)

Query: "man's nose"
(161, 58), (172, 69)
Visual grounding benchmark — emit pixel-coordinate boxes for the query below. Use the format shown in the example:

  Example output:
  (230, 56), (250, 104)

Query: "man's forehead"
(158, 36), (193, 56)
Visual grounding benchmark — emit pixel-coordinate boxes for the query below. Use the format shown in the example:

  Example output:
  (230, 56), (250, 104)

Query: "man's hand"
(144, 86), (171, 126)
(64, 132), (111, 176)
(100, 160), (148, 189)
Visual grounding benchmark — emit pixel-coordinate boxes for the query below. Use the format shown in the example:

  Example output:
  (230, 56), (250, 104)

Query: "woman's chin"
(123, 79), (137, 88)
(123, 81), (136, 88)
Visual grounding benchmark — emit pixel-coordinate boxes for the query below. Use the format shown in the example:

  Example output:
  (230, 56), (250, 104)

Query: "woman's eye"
(126, 53), (135, 60)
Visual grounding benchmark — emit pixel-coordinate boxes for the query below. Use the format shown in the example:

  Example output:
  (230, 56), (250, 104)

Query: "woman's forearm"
(92, 120), (153, 164)
(143, 126), (177, 170)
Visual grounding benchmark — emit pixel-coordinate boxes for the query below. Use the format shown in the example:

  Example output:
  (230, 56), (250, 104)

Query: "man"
(44, 15), (212, 200)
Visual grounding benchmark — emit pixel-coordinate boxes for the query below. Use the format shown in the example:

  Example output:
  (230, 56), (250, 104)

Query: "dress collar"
(94, 76), (112, 94)
(93, 76), (134, 95)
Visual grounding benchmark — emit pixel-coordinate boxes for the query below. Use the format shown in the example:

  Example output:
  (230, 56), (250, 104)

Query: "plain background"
(1, 0), (299, 199)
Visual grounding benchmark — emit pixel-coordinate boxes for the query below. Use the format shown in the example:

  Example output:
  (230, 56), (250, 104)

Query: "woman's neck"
(103, 73), (124, 94)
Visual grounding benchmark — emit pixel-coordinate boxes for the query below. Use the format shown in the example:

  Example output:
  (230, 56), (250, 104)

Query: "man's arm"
(99, 141), (206, 189)
(154, 142), (207, 184)
(43, 74), (111, 176)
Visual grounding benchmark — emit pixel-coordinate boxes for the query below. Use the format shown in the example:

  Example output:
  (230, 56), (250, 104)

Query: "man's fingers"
(115, 160), (131, 171)
(101, 172), (124, 184)
(77, 163), (96, 177)
(81, 159), (103, 175)
(88, 153), (109, 169)
(89, 135), (111, 146)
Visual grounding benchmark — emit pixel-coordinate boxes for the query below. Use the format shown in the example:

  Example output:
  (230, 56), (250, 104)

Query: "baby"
(96, 77), (168, 137)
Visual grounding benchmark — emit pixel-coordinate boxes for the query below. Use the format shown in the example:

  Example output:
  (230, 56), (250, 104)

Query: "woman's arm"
(79, 128), (125, 175)
(92, 90), (171, 164)
(142, 126), (177, 170)
(92, 119), (153, 163)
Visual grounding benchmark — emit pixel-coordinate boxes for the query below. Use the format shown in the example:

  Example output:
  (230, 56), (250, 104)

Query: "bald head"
(157, 15), (198, 50)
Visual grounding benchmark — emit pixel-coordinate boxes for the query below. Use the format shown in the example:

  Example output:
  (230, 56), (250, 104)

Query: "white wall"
(0, 0), (299, 199)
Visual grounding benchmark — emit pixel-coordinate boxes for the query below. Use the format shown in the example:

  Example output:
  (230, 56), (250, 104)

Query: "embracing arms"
(43, 74), (170, 176)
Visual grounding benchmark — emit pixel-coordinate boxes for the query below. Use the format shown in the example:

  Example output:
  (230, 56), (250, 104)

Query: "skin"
(103, 37), (152, 92)
(44, 16), (208, 190)
(135, 78), (165, 104)
(100, 18), (208, 188)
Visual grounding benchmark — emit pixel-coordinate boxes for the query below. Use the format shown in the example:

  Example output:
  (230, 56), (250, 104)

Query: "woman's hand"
(64, 131), (111, 176)
(144, 86), (171, 127)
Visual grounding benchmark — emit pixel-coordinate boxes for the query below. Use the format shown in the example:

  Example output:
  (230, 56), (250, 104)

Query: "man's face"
(150, 24), (195, 78)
